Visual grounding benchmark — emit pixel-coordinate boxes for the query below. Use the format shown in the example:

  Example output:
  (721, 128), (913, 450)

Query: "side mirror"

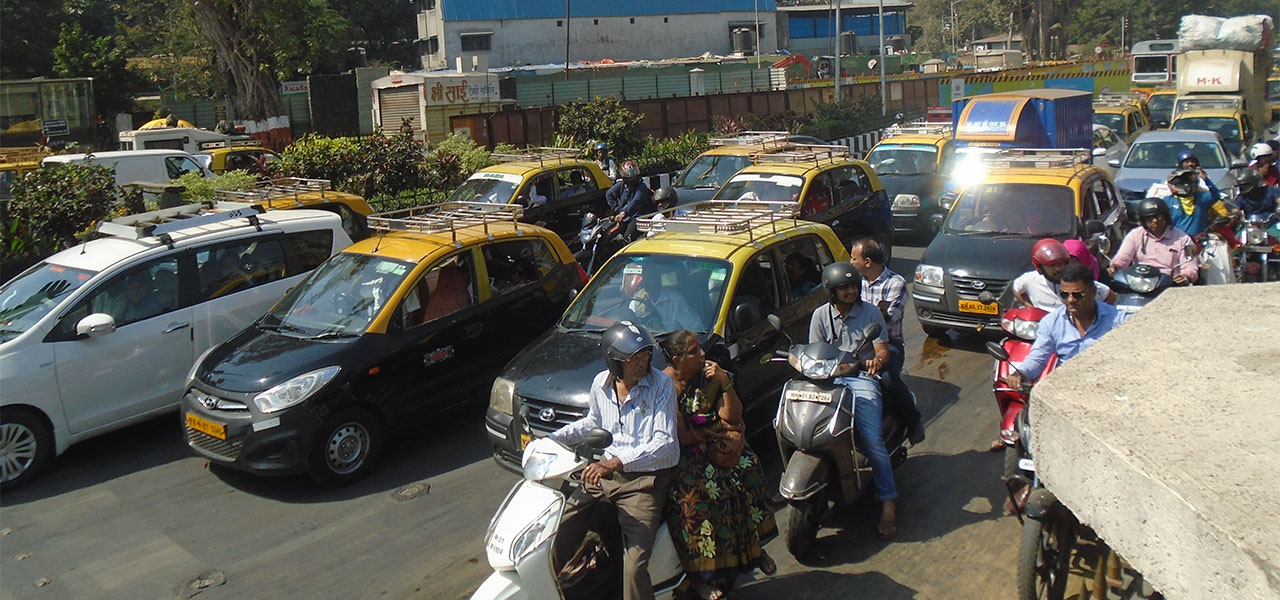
(1107, 158), (1121, 168)
(584, 428), (613, 450)
(732, 302), (762, 332)
(1084, 219), (1105, 236)
(1092, 147), (1107, 157)
(1231, 158), (1247, 169)
(765, 314), (784, 332)
(76, 313), (117, 337)
(985, 340), (1010, 362)
(862, 322), (882, 340)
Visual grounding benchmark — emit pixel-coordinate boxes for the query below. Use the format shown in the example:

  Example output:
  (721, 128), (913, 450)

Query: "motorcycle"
(573, 212), (628, 275)
(765, 315), (910, 559)
(471, 422), (685, 600)
(1235, 210), (1280, 282)
(1109, 263), (1175, 315)
(979, 290), (1054, 449)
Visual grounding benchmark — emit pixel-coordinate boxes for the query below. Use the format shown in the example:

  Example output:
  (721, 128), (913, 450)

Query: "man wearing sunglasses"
(1109, 198), (1199, 285)
(1007, 264), (1126, 390)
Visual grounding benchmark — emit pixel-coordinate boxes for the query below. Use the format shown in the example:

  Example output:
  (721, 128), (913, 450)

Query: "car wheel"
(309, 407), (383, 487)
(1, 408), (53, 490)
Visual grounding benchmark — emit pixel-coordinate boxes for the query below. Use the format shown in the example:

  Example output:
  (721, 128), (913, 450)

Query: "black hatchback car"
(181, 205), (584, 485)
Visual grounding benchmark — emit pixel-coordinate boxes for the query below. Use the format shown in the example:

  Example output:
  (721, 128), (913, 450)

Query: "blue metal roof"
(442, 0), (778, 21)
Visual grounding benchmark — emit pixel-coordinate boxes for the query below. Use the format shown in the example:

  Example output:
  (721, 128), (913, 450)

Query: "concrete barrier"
(1032, 282), (1280, 599)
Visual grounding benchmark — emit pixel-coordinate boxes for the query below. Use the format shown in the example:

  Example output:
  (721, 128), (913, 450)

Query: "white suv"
(0, 203), (352, 488)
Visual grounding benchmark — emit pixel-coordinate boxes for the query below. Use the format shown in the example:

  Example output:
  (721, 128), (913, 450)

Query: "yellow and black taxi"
(912, 149), (1125, 337)
(1171, 107), (1255, 158)
(1268, 76), (1280, 125)
(445, 147), (613, 243)
(181, 203), (586, 485)
(1146, 89), (1179, 128)
(216, 178), (375, 241)
(485, 201), (850, 471)
(864, 123), (954, 240)
(671, 131), (799, 206)
(195, 141), (278, 176)
(1092, 95), (1151, 144)
(0, 146), (48, 203)
(712, 145), (895, 256)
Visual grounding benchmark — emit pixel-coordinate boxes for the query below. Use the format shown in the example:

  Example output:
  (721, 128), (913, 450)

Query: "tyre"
(1, 408), (54, 490)
(785, 487), (827, 560)
(922, 324), (948, 338)
(1016, 513), (1075, 600)
(309, 407), (383, 487)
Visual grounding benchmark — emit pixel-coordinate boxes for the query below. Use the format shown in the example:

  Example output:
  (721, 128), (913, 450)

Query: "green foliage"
(798, 95), (892, 140)
(273, 135), (366, 192)
(429, 133), (500, 187)
(53, 23), (137, 117)
(171, 170), (259, 204)
(557, 97), (645, 161)
(3, 164), (119, 260)
(633, 131), (711, 176)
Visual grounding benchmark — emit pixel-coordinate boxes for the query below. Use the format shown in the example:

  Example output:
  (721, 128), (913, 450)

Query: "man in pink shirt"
(1109, 198), (1198, 284)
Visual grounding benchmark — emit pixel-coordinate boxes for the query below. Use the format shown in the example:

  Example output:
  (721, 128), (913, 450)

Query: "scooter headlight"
(790, 353), (840, 379)
(522, 447), (560, 482)
(510, 500), (563, 562)
(1246, 228), (1268, 246)
(1130, 276), (1157, 294)
(1012, 318), (1039, 340)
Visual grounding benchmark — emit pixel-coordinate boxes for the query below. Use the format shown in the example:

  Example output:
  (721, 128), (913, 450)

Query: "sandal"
(876, 518), (898, 539)
(691, 579), (724, 600)
(989, 439), (1006, 452)
(758, 550), (777, 576)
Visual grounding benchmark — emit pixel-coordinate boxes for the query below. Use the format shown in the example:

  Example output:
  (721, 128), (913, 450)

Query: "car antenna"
(371, 228), (386, 254)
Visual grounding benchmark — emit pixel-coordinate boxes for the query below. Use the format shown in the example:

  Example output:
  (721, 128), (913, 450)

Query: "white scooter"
(471, 428), (685, 600)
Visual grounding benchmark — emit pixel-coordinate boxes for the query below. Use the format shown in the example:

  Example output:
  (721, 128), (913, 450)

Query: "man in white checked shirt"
(550, 320), (678, 600)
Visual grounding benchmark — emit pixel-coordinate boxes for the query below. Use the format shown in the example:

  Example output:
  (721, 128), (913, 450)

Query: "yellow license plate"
(186, 412), (226, 440)
(520, 434), (532, 450)
(958, 300), (999, 315)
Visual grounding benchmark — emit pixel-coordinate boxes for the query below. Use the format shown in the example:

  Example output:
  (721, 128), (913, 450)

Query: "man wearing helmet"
(1249, 142), (1278, 187)
(1160, 168), (1217, 237)
(1176, 150), (1221, 200)
(1110, 198), (1199, 284)
(1235, 168), (1280, 218)
(606, 160), (656, 232)
(551, 320), (678, 600)
(809, 262), (900, 538)
(1012, 238), (1114, 310)
(594, 142), (620, 181)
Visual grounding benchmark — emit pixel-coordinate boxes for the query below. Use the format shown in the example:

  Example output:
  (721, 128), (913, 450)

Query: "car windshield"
(713, 173), (806, 203)
(1270, 80), (1280, 102)
(867, 144), (938, 175)
(1172, 117), (1241, 141)
(261, 253), (415, 337)
(447, 175), (520, 205)
(1094, 113), (1125, 132)
(943, 183), (1076, 237)
(674, 155), (749, 190)
(0, 262), (96, 343)
(1133, 56), (1170, 77)
(1147, 94), (1175, 115)
(1123, 141), (1227, 169)
(560, 254), (731, 335)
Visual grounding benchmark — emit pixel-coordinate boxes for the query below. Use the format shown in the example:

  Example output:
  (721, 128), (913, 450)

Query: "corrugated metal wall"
(511, 69), (772, 107)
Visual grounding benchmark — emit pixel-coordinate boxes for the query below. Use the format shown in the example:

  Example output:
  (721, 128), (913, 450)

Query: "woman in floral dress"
(659, 330), (776, 600)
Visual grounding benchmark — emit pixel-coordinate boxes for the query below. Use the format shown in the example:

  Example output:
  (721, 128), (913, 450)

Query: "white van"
(42, 149), (210, 188)
(0, 202), (352, 488)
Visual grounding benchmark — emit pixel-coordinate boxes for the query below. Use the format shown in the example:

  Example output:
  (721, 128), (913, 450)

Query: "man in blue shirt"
(606, 160), (655, 232)
(1008, 263), (1127, 388)
(1162, 168), (1218, 238)
(1234, 169), (1280, 218)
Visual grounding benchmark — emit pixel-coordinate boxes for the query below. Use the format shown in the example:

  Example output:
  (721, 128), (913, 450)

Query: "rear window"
(286, 229), (334, 275)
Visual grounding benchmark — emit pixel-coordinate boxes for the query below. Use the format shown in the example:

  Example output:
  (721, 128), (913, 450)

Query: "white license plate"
(784, 389), (830, 403)
(1018, 458), (1036, 472)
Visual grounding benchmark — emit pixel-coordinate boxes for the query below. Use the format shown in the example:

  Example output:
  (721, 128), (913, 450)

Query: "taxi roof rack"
(214, 177), (334, 207)
(881, 123), (953, 138)
(98, 202), (266, 246)
(197, 138), (261, 150)
(490, 147), (583, 166)
(635, 199), (799, 242)
(708, 131), (791, 149)
(751, 144), (850, 165)
(367, 201), (524, 244)
(1093, 93), (1144, 107)
(984, 148), (1092, 170)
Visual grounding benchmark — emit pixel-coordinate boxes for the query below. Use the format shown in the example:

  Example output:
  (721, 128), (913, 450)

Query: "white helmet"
(1248, 142), (1274, 160)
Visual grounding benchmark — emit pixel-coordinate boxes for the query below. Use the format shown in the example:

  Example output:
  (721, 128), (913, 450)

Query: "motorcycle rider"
(809, 262), (900, 538)
(1176, 150), (1221, 200)
(1235, 168), (1280, 219)
(606, 160), (656, 234)
(1007, 264), (1126, 390)
(550, 320), (678, 600)
(1248, 142), (1279, 187)
(636, 186), (680, 239)
(1161, 168), (1217, 237)
(1109, 198), (1199, 284)
(1012, 238), (1115, 310)
(595, 141), (620, 181)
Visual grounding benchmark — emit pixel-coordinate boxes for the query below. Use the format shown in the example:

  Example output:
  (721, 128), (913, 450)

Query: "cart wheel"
(1016, 510), (1076, 600)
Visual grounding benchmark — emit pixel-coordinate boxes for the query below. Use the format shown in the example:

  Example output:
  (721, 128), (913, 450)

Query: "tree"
(1, 0), (70, 78)
(53, 23), (138, 117)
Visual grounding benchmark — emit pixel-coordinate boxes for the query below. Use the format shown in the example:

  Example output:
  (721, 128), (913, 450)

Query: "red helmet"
(1031, 238), (1070, 271)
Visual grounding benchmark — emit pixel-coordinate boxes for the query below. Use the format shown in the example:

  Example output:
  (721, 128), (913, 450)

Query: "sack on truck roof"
(1178, 14), (1274, 52)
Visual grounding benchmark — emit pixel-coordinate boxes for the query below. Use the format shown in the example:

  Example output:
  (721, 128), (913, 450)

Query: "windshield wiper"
(259, 322), (309, 336)
(558, 324), (606, 334)
(311, 331), (358, 340)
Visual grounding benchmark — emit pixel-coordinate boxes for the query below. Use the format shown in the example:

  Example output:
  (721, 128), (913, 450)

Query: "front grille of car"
(926, 310), (1002, 329)
(185, 389), (249, 412)
(519, 397), (588, 436)
(187, 427), (243, 461)
(950, 275), (1008, 300)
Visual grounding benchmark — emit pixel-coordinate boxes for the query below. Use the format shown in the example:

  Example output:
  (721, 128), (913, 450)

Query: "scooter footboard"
(780, 452), (831, 501)
(470, 570), (529, 600)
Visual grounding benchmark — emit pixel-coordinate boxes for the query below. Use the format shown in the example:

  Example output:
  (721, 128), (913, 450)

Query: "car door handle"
(163, 322), (191, 334)
(465, 323), (484, 338)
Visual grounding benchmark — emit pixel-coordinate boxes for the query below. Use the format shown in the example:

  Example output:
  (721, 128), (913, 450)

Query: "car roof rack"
(1093, 93), (1145, 107)
(490, 147), (583, 166)
(751, 144), (850, 166)
(708, 131), (791, 149)
(635, 199), (799, 242)
(367, 201), (524, 244)
(881, 123), (953, 138)
(197, 138), (261, 150)
(984, 148), (1092, 170)
(214, 178), (334, 207)
(98, 202), (266, 246)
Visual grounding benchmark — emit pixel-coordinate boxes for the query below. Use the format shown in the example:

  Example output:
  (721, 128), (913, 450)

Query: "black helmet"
(653, 186), (678, 208)
(1236, 168), (1261, 192)
(602, 320), (657, 378)
(1135, 198), (1170, 221)
(821, 262), (861, 299)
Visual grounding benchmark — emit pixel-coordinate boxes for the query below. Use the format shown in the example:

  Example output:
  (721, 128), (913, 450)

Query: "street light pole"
(755, 0), (761, 69)
(878, 0), (886, 115)
(832, 0), (841, 102)
(564, 0), (571, 80)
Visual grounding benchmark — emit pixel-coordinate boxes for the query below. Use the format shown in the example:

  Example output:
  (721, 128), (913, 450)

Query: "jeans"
(834, 374), (896, 501)
(884, 340), (922, 429)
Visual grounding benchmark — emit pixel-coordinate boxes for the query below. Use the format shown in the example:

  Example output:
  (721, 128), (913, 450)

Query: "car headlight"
(940, 191), (958, 210)
(510, 500), (563, 562)
(892, 194), (921, 209)
(915, 264), (944, 287)
(490, 377), (516, 415)
(252, 366), (340, 413)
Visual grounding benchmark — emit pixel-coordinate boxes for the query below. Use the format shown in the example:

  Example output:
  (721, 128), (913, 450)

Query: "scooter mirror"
(985, 340), (1010, 362)
(584, 428), (614, 450)
(861, 322), (882, 340)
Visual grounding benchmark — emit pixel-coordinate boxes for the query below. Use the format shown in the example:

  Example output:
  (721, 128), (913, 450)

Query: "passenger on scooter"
(808, 262), (900, 539)
(1248, 142), (1279, 187)
(1007, 264), (1126, 390)
(549, 321), (679, 600)
(848, 238), (926, 444)
(1109, 198), (1199, 284)
(595, 141), (620, 181)
(1012, 239), (1114, 310)
(1161, 168), (1218, 237)
(606, 161), (655, 231)
(1176, 151), (1222, 201)
(1063, 238), (1101, 280)
(1234, 169), (1280, 219)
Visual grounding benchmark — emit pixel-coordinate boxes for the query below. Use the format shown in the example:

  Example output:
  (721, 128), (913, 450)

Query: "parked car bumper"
(911, 278), (1008, 334)
(180, 383), (322, 476)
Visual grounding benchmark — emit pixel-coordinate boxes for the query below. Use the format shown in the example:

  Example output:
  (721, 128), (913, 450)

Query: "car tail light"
(576, 263), (589, 285)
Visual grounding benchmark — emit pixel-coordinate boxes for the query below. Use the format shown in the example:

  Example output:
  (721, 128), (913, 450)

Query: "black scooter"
(573, 212), (629, 275)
